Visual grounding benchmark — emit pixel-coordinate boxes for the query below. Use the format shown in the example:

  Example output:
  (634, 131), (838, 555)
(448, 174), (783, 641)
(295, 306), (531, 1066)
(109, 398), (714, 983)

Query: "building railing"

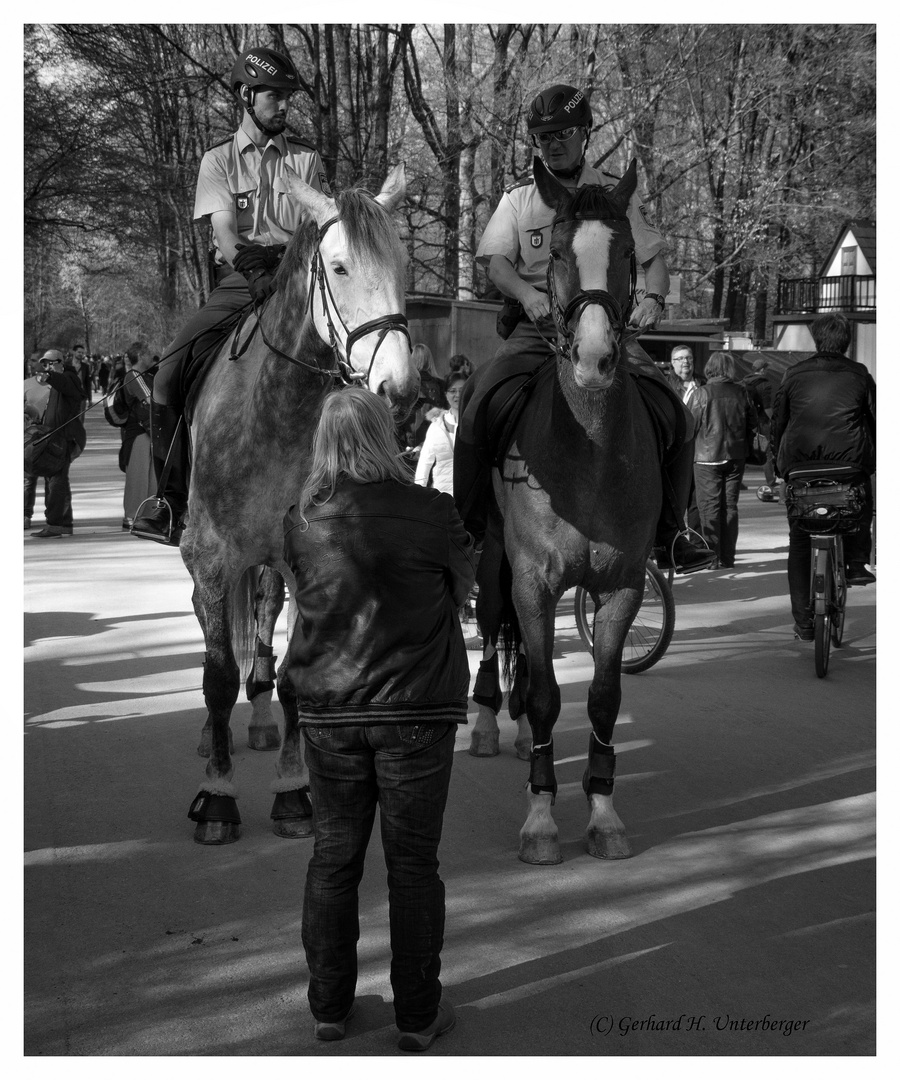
(776, 275), (876, 315)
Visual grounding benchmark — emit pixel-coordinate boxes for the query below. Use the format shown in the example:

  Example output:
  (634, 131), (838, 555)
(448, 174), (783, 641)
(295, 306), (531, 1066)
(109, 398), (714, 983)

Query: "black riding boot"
(132, 404), (188, 546)
(653, 440), (716, 574)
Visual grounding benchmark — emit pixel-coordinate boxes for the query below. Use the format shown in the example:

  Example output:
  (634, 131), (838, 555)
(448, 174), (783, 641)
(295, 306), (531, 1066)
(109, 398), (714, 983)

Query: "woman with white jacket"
(415, 375), (466, 494)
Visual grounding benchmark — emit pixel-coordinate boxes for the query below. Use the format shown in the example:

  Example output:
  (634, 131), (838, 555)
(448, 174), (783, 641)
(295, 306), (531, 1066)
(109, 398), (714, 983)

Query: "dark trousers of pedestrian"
(24, 452), (73, 529)
(786, 491), (873, 628)
(693, 459), (745, 567)
(301, 722), (456, 1032)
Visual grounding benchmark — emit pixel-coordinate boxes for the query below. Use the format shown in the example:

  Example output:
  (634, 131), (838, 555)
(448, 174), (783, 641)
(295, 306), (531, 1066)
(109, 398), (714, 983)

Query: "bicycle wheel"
(574, 561), (675, 675)
(812, 545), (832, 677)
(814, 612), (831, 677)
(831, 565), (848, 647)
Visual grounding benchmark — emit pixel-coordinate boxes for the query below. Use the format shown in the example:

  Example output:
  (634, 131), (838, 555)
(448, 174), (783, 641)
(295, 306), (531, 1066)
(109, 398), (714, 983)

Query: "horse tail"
(497, 549), (522, 689)
(231, 565), (261, 682)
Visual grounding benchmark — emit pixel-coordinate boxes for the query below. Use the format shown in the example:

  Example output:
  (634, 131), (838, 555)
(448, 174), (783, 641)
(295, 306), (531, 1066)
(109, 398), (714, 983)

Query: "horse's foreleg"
(188, 577), (242, 845)
(271, 593), (313, 838)
(584, 587), (641, 859)
(246, 567), (285, 751)
(514, 579), (563, 865)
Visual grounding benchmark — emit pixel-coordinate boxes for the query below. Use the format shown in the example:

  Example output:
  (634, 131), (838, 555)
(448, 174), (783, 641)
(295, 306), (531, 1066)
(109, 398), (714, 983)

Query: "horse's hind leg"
(583, 588), (641, 859)
(270, 592), (313, 839)
(246, 567), (285, 751)
(469, 536), (503, 757)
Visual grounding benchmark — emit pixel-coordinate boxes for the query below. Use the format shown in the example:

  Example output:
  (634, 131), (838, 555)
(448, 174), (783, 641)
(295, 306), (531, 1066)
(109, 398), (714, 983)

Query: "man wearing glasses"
(461, 83), (712, 572)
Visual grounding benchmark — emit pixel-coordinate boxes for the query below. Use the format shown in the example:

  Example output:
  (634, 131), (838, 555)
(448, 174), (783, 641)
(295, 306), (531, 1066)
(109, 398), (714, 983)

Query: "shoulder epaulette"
(204, 135), (233, 152)
(505, 177), (534, 194)
(286, 135), (317, 152)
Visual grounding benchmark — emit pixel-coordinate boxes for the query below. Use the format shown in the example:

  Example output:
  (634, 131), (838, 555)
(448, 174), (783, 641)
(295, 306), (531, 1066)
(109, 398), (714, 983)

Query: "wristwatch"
(644, 292), (666, 307)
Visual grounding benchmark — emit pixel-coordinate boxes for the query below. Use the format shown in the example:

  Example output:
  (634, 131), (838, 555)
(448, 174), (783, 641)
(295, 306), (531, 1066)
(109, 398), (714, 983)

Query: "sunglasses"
(532, 126), (581, 147)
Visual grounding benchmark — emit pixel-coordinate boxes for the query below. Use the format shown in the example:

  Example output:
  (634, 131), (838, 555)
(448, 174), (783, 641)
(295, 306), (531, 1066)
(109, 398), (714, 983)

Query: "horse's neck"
(248, 316), (330, 423)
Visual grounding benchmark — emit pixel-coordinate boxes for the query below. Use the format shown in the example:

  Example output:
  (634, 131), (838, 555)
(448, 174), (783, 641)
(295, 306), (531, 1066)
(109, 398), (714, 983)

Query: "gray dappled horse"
(182, 165), (419, 844)
(469, 159), (661, 864)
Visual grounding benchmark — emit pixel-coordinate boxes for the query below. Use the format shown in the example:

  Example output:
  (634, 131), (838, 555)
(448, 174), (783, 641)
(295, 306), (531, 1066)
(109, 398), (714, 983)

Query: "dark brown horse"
(181, 165), (419, 844)
(469, 159), (661, 864)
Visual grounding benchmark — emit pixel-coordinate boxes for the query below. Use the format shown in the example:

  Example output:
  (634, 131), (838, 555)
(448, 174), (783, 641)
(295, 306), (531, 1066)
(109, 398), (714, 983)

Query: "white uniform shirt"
(476, 163), (667, 290)
(194, 129), (331, 263)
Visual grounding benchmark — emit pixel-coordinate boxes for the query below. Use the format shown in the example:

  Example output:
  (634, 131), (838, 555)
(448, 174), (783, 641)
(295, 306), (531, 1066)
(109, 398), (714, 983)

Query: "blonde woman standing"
(414, 373), (466, 493)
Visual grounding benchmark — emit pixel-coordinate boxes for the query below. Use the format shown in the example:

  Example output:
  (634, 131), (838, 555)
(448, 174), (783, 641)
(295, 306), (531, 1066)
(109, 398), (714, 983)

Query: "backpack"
(25, 420), (69, 477)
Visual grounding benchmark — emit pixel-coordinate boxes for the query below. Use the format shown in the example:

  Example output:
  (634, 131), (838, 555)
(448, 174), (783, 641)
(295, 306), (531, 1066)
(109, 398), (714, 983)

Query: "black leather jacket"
(689, 377), (756, 462)
(771, 353), (876, 477)
(283, 478), (477, 726)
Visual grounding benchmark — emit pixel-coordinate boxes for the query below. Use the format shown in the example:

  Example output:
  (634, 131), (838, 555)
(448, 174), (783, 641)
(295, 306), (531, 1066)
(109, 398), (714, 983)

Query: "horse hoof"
(468, 731), (500, 757)
(518, 834), (562, 865)
(247, 724), (280, 751)
(585, 828), (631, 859)
(193, 820), (241, 845)
(272, 817), (314, 839)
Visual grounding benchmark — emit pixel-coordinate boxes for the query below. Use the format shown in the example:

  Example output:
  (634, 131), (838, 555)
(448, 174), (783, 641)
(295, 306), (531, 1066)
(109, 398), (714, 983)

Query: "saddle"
(180, 311), (250, 425)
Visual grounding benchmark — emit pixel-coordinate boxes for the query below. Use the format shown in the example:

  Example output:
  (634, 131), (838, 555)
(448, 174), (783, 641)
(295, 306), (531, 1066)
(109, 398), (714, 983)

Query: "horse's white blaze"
(571, 221), (617, 384)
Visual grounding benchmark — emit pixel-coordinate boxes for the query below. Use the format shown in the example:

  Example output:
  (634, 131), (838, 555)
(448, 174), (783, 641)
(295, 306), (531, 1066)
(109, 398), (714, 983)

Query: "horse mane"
(557, 183), (627, 224)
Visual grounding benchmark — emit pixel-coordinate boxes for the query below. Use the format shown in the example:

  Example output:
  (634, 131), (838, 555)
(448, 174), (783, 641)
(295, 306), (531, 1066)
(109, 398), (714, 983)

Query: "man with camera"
(25, 349), (86, 537)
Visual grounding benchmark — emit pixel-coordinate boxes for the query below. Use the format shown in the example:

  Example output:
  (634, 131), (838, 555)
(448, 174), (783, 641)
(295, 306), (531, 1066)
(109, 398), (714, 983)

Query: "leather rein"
(545, 209), (638, 361)
(230, 215), (411, 386)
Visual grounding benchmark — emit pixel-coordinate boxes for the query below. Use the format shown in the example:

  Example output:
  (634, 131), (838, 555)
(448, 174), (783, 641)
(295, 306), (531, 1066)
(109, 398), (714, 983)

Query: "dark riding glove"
(234, 243), (286, 276)
(248, 271), (277, 304)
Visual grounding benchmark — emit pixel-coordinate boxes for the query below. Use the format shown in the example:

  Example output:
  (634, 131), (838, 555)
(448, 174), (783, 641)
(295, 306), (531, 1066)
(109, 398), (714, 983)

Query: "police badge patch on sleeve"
(236, 195), (250, 211)
(530, 231), (543, 248)
(638, 204), (657, 228)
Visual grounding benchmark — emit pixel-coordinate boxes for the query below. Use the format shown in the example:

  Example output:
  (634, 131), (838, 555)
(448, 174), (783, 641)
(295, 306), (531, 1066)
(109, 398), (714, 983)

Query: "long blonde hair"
(297, 387), (413, 523)
(411, 343), (438, 377)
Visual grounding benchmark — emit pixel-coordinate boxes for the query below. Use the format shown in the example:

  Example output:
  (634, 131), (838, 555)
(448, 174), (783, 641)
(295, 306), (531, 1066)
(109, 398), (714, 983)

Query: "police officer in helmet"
(457, 82), (714, 573)
(133, 46), (330, 545)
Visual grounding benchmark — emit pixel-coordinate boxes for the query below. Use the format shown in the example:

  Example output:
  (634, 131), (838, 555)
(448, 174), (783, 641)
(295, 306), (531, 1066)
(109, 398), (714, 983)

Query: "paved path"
(24, 409), (876, 1056)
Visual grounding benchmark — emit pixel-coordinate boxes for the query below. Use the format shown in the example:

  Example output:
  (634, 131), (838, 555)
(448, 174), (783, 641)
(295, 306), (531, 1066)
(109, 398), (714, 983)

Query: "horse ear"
(283, 165), (336, 227)
(533, 157), (568, 212)
(375, 162), (407, 212)
(610, 158), (638, 206)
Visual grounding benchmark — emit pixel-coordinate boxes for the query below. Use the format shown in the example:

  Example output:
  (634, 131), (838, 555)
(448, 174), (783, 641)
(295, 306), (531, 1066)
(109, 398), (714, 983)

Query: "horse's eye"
(549, 248), (561, 261)
(332, 264), (348, 276)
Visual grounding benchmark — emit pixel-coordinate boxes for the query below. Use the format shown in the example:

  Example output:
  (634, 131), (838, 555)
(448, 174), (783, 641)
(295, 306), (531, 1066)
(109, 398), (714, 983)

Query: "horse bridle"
(232, 214), (411, 387)
(546, 210), (638, 361)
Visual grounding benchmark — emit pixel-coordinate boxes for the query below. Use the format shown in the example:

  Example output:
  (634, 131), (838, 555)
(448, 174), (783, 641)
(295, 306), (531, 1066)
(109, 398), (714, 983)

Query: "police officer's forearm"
(642, 253), (670, 299)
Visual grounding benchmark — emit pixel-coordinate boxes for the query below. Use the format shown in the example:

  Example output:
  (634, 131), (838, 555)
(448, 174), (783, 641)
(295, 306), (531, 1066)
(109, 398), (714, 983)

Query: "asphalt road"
(24, 408), (876, 1057)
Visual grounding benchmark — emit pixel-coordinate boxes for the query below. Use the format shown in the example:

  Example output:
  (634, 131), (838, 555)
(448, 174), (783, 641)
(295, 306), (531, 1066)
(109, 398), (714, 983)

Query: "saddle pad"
(182, 314), (249, 425)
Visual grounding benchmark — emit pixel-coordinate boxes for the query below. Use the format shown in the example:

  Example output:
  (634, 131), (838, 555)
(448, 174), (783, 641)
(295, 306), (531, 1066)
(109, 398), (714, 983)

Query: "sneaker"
(30, 527), (67, 539)
(793, 623), (814, 641)
(846, 565), (876, 587)
(314, 1001), (355, 1042)
(397, 1000), (456, 1052)
(655, 535), (716, 574)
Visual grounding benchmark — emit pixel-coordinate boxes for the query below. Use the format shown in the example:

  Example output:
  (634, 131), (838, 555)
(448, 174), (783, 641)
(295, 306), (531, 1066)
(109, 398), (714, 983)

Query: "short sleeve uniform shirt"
(476, 163), (667, 291)
(194, 128), (331, 263)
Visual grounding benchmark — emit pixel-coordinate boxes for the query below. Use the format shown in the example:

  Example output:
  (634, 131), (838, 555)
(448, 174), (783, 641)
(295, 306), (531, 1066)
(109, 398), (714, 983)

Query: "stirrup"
(131, 496), (181, 546)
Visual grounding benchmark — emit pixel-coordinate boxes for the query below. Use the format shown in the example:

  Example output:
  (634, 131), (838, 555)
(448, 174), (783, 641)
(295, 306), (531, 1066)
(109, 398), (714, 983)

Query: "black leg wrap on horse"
(187, 792), (242, 824)
(582, 737), (616, 796)
(473, 655), (503, 713)
(507, 652), (529, 719)
(246, 640), (276, 700)
(529, 741), (557, 799)
(270, 786), (312, 821)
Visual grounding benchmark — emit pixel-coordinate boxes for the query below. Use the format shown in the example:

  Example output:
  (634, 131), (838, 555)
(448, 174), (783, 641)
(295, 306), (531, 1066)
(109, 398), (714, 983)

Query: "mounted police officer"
(455, 83), (714, 573)
(134, 46), (331, 544)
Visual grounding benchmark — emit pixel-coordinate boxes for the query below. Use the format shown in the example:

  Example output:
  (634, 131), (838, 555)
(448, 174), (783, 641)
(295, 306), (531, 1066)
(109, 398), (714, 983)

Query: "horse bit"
(544, 208), (638, 361)
(230, 215), (411, 386)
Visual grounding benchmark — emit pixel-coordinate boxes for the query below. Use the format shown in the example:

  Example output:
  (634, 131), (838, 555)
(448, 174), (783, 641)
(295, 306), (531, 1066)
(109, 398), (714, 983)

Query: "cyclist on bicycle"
(771, 312), (876, 640)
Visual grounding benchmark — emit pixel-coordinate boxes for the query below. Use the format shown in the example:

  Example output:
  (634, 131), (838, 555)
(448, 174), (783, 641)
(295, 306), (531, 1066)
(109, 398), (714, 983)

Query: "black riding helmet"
(526, 83), (593, 134)
(230, 47), (299, 94)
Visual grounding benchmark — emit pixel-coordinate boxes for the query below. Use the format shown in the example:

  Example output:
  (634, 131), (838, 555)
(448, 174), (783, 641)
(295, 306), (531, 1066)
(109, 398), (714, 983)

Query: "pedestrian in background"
(689, 352), (757, 569)
(415, 372), (466, 494)
(283, 386), (475, 1051)
(105, 342), (158, 529)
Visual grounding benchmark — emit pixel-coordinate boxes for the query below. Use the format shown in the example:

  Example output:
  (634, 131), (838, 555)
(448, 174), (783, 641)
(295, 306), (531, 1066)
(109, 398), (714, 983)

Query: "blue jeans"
(301, 722), (456, 1031)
